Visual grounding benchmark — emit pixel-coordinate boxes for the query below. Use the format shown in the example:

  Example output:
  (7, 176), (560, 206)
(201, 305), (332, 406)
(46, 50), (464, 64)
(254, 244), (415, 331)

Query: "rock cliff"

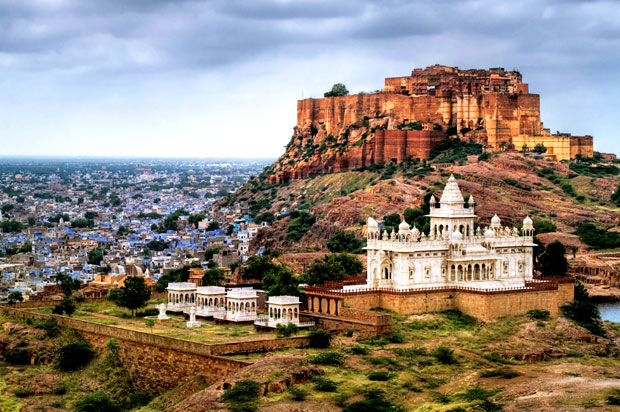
(267, 65), (593, 183)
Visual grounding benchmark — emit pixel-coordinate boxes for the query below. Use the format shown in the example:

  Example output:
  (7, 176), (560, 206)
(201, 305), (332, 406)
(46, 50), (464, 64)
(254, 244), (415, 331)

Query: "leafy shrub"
(53, 383), (67, 395)
(575, 222), (620, 250)
(441, 310), (477, 328)
(13, 387), (33, 397)
(286, 211), (316, 241)
(308, 330), (332, 348)
(56, 342), (95, 372)
(392, 347), (427, 357)
(433, 345), (457, 364)
(480, 368), (520, 379)
(128, 392), (154, 408)
(309, 351), (346, 366)
(561, 282), (605, 336)
(276, 322), (299, 338)
(37, 318), (61, 337)
(74, 392), (119, 412)
(527, 309), (550, 321)
(288, 386), (308, 401)
(343, 389), (404, 412)
(483, 353), (517, 365)
(607, 389), (620, 405)
(221, 380), (261, 412)
(429, 137), (482, 163)
(221, 380), (261, 403)
(327, 231), (365, 254)
(348, 345), (370, 355)
(3, 349), (30, 365)
(312, 376), (338, 392)
(368, 371), (391, 381)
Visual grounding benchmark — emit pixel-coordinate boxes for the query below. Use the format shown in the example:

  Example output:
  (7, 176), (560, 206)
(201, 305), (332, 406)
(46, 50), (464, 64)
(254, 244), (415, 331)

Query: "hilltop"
(264, 65), (593, 184)
(229, 150), (620, 254)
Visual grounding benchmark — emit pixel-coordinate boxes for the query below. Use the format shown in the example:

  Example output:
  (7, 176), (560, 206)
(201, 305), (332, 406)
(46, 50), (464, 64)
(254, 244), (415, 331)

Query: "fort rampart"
(305, 279), (574, 322)
(1, 307), (312, 392)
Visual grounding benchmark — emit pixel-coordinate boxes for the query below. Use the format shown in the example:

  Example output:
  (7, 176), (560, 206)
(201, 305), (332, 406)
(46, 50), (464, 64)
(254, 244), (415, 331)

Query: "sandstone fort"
(269, 65), (594, 183)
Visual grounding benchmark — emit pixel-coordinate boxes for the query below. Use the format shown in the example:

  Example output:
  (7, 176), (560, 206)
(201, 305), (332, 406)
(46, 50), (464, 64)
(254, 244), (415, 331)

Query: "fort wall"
(1, 307), (318, 392)
(270, 65), (594, 182)
(307, 279), (574, 322)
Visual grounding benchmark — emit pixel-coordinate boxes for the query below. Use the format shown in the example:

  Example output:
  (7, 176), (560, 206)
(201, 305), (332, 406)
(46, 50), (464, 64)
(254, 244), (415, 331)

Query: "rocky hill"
(265, 65), (593, 184)
(231, 150), (620, 253)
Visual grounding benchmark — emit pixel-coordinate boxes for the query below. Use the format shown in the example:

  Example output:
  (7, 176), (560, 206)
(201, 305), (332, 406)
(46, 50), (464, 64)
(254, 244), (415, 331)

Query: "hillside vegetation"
(229, 150), (620, 253)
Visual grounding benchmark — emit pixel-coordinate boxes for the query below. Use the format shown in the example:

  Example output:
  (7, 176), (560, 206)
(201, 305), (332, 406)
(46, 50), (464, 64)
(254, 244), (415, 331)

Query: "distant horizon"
(0, 155), (276, 161)
(1, 1), (619, 157)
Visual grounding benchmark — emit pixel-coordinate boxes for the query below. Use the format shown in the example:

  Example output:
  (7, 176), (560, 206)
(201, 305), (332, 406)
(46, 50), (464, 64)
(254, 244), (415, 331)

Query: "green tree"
(145, 318), (155, 333)
(56, 273), (81, 298)
(244, 255), (278, 281)
(111, 276), (151, 316)
(0, 220), (24, 233)
(202, 268), (226, 286)
(324, 253), (363, 276)
(286, 211), (316, 241)
(207, 221), (220, 231)
(87, 249), (104, 265)
(74, 392), (118, 412)
(538, 241), (568, 277)
(146, 239), (168, 251)
(533, 143), (547, 154)
(84, 211), (98, 220)
(324, 83), (349, 97)
(7, 291), (23, 305)
(326, 231), (364, 254)
(383, 213), (401, 231)
(262, 265), (299, 297)
(154, 266), (191, 292)
(499, 142), (507, 151)
(255, 211), (275, 224)
(522, 144), (529, 152)
(532, 219), (557, 234)
(117, 225), (130, 235)
(188, 212), (206, 228)
(226, 224), (234, 236)
(611, 183), (620, 207)
(304, 259), (345, 286)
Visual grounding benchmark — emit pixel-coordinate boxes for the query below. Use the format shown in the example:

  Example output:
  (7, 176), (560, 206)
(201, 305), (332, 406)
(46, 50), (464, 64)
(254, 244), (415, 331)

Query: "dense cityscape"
(0, 157), (272, 303)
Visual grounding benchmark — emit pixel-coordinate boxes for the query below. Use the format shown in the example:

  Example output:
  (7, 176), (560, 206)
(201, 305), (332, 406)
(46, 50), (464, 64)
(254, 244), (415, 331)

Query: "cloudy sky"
(1, 0), (618, 158)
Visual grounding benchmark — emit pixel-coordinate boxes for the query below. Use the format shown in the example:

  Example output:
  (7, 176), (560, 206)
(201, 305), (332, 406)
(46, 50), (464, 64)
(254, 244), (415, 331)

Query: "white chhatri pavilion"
(214, 288), (258, 322)
(195, 286), (227, 317)
(254, 295), (315, 328)
(365, 175), (536, 290)
(166, 282), (197, 312)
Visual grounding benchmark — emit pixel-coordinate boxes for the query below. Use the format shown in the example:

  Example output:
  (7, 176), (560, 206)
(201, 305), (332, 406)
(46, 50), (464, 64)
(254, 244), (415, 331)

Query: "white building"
(365, 175), (536, 290)
(195, 286), (226, 317)
(213, 288), (258, 322)
(254, 295), (315, 329)
(166, 282), (196, 312)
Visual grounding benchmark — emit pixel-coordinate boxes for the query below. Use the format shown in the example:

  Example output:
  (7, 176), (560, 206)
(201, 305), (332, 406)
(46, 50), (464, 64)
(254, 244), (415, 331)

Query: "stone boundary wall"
(207, 336), (310, 356)
(338, 281), (574, 321)
(14, 297), (108, 309)
(0, 307), (317, 392)
(2, 307), (251, 391)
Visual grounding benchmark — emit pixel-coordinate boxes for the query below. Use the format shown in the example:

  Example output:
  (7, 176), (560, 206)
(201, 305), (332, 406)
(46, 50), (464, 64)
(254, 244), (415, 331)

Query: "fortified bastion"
(268, 65), (593, 183)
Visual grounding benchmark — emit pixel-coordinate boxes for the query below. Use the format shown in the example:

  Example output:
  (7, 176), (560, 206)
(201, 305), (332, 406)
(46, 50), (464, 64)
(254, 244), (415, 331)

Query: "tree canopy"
(383, 213), (401, 231)
(7, 291), (23, 305)
(327, 231), (365, 254)
(538, 241), (568, 277)
(108, 276), (151, 316)
(87, 249), (104, 265)
(202, 268), (226, 286)
(324, 83), (349, 97)
(303, 253), (363, 286)
(262, 265), (299, 297)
